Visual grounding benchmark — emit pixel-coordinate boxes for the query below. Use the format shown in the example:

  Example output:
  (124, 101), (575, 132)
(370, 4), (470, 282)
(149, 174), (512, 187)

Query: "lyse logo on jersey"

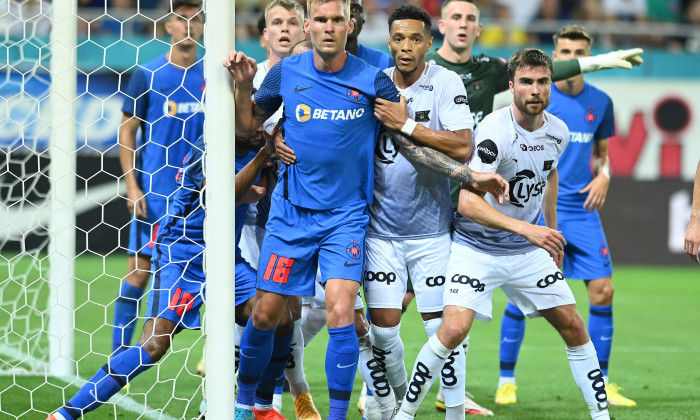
(262, 254), (296, 284)
(508, 169), (546, 208)
(295, 103), (365, 122)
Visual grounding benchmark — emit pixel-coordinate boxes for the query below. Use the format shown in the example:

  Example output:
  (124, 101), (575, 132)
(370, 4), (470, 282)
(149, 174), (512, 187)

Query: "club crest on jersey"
(415, 110), (430, 122)
(584, 106), (597, 125)
(375, 130), (398, 164)
(543, 160), (553, 171)
(599, 242), (610, 259)
(347, 85), (364, 102)
(346, 240), (362, 260)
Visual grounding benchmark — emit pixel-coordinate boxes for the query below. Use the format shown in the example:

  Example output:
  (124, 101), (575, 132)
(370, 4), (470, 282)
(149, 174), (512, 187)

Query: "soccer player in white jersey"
(393, 48), (611, 420)
(367, 5), (490, 419)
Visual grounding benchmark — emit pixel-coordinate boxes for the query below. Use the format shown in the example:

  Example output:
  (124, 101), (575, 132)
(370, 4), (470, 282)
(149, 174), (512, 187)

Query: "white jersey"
(368, 64), (473, 239)
(253, 60), (283, 135)
(453, 105), (569, 255)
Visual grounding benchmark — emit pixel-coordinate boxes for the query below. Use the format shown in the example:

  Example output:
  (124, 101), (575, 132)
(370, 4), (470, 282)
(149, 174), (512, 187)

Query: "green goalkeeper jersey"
(426, 50), (581, 209)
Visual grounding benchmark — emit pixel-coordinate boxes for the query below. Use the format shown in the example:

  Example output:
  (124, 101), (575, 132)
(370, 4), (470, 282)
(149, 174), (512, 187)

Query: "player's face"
(264, 6), (305, 58)
(509, 65), (551, 117)
(166, 6), (204, 49)
(306, 0), (354, 58)
(438, 1), (481, 53)
(388, 19), (432, 76)
(553, 37), (590, 83)
(236, 129), (264, 152)
(349, 0), (365, 40)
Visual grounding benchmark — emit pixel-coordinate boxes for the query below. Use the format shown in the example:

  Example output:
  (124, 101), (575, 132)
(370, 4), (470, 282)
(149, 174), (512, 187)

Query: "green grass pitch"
(1, 256), (698, 419)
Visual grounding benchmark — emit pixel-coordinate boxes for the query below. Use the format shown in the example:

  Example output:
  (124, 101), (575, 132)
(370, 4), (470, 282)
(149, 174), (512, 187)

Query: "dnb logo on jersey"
(508, 169), (546, 208)
(584, 106), (597, 125)
(346, 240), (362, 260)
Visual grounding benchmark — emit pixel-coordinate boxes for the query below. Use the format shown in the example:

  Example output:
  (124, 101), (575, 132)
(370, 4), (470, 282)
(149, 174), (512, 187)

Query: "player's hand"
(274, 133), (296, 165)
(241, 185), (266, 204)
(469, 171), (510, 205)
(685, 212), (700, 263)
(126, 186), (147, 219)
(579, 173), (610, 211)
(579, 48), (644, 72)
(522, 224), (566, 265)
(374, 95), (409, 132)
(222, 50), (257, 88)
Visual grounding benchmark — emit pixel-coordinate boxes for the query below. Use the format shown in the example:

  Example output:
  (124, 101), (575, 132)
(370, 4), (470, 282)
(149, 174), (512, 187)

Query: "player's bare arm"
(374, 96), (472, 161)
(685, 159), (700, 263)
(580, 139), (610, 211)
(222, 50), (274, 136)
(234, 140), (274, 207)
(118, 113), (147, 218)
(458, 183), (565, 261)
(388, 130), (509, 203)
(543, 168), (564, 267)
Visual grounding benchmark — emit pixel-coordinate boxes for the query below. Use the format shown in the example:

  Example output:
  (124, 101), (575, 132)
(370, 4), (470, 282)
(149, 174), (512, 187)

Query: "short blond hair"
(265, 0), (305, 24)
(307, 0), (351, 21)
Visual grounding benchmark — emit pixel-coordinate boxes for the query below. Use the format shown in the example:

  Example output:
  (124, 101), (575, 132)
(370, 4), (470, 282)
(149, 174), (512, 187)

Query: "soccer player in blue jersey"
(495, 25), (637, 407)
(347, 0), (394, 69)
(46, 134), (277, 420)
(113, 0), (205, 356)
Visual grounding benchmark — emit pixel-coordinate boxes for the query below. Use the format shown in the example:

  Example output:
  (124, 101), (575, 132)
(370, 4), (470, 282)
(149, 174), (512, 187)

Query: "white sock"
(300, 306), (326, 345)
(445, 403), (466, 420)
(358, 329), (396, 413)
(272, 392), (283, 413)
(370, 323), (408, 399)
(566, 341), (610, 420)
(234, 322), (245, 371)
(399, 334), (452, 416)
(441, 346), (466, 407)
(285, 319), (309, 397)
(498, 376), (516, 388)
(461, 333), (470, 357)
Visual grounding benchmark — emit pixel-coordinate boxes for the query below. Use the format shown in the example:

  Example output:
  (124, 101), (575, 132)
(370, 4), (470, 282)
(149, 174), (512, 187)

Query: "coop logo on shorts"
(295, 103), (365, 122)
(508, 169), (546, 208)
(451, 274), (485, 292)
(536, 271), (564, 288)
(364, 271), (397, 285)
(477, 139), (498, 164)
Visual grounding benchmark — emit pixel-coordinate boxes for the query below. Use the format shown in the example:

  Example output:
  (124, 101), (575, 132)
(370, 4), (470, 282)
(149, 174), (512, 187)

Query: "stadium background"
(1, 0), (700, 418)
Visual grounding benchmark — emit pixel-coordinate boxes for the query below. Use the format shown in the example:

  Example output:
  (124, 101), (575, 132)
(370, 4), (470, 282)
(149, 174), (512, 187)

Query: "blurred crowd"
(2, 0), (700, 51)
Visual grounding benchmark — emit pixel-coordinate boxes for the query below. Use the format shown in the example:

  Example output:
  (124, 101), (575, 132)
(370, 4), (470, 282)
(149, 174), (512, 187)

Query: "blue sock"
(326, 324), (358, 420)
(255, 332), (293, 407)
(274, 371), (286, 395)
(237, 318), (275, 407)
(58, 343), (153, 419)
(499, 301), (526, 377)
(588, 303), (613, 376)
(112, 282), (145, 354)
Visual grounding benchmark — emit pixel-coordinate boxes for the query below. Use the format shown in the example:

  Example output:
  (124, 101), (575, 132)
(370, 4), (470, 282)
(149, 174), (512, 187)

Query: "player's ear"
(304, 18), (309, 33)
(164, 18), (173, 36)
(348, 16), (355, 34)
(509, 80), (514, 94)
(263, 27), (270, 43)
(427, 36), (433, 50)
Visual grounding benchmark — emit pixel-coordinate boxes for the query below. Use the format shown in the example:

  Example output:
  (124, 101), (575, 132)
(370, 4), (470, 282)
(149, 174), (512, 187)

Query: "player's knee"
(126, 267), (150, 289)
(438, 322), (468, 349)
(590, 280), (614, 306)
(139, 334), (171, 362)
(251, 308), (280, 330)
(326, 302), (354, 329)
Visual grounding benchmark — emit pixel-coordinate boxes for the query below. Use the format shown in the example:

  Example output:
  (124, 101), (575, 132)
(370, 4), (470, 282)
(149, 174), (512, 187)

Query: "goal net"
(0, 0), (235, 417)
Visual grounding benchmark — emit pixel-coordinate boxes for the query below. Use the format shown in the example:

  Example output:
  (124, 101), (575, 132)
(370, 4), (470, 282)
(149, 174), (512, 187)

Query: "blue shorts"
(235, 257), (257, 306)
(146, 244), (206, 330)
(539, 210), (613, 280)
(257, 194), (369, 296)
(127, 196), (168, 257)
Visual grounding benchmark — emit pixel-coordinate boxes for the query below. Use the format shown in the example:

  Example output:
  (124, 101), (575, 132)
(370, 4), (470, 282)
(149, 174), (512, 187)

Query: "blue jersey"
(155, 136), (206, 264)
(254, 51), (399, 210)
(547, 82), (614, 212)
(357, 44), (394, 69)
(122, 55), (205, 215)
(235, 150), (258, 261)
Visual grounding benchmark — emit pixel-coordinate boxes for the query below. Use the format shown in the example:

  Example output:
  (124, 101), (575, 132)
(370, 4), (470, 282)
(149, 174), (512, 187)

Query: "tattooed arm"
(388, 130), (509, 204)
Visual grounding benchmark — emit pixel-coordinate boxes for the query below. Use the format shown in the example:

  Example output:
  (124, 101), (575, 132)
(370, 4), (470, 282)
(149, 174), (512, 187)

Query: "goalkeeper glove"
(578, 48), (644, 73)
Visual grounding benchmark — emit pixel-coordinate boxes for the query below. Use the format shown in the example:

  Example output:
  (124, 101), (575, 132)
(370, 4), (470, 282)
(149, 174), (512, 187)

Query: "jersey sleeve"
(437, 69), (474, 131)
(468, 118), (504, 172)
(552, 59), (582, 82)
(121, 67), (149, 119)
(374, 70), (400, 102)
(253, 61), (284, 112)
(596, 95), (615, 141)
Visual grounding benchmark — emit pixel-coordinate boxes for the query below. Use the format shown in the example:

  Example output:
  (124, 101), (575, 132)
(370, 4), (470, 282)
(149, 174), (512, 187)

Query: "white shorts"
(443, 242), (576, 321)
(239, 222), (265, 270)
(364, 235), (450, 314)
(302, 269), (364, 310)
